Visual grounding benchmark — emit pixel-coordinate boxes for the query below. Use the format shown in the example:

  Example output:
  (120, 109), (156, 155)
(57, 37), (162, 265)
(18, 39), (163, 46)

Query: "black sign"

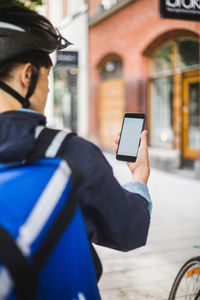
(56, 51), (78, 66)
(160, 0), (200, 21)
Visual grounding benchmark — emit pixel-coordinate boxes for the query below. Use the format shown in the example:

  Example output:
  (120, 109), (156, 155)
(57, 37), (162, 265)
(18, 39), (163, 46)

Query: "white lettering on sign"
(166, 0), (200, 9)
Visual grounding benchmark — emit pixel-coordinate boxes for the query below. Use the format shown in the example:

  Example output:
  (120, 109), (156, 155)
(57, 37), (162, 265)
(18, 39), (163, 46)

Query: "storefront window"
(178, 39), (199, 70)
(53, 66), (78, 131)
(151, 43), (173, 75)
(54, 67), (71, 129)
(188, 82), (200, 149)
(150, 77), (173, 148)
(150, 37), (200, 154)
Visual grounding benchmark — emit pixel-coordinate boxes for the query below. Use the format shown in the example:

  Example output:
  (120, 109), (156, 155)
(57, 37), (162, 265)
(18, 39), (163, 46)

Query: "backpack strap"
(32, 168), (81, 272)
(27, 127), (76, 161)
(29, 128), (84, 271)
(27, 127), (81, 272)
(0, 225), (38, 300)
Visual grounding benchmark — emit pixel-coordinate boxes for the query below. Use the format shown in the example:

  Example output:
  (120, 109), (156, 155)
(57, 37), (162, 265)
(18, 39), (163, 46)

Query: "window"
(150, 38), (200, 149)
(53, 66), (78, 131)
(150, 77), (173, 148)
(178, 39), (199, 70)
(151, 43), (173, 75)
(188, 82), (200, 149)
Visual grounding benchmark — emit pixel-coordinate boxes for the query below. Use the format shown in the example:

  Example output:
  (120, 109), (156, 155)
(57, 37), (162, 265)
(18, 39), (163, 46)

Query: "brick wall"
(88, 0), (200, 139)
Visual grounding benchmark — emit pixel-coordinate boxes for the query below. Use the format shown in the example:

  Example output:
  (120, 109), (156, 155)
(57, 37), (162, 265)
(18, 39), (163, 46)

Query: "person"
(0, 4), (151, 290)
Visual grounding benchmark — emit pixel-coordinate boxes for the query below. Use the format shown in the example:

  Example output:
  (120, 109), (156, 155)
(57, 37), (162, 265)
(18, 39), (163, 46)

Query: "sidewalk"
(96, 153), (200, 300)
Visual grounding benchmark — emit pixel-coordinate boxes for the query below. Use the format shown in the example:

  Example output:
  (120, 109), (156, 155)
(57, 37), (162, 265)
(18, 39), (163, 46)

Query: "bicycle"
(168, 245), (200, 300)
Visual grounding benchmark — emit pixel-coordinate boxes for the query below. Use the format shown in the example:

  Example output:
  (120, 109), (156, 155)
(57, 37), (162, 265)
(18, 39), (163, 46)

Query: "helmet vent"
(0, 22), (25, 32)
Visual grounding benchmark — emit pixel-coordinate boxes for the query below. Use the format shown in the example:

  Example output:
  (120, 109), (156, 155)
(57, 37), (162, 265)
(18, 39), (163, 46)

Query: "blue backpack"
(0, 128), (100, 300)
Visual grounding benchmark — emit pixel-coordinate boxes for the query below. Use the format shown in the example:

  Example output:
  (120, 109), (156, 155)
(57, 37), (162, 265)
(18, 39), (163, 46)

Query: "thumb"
(139, 130), (148, 149)
(136, 130), (149, 163)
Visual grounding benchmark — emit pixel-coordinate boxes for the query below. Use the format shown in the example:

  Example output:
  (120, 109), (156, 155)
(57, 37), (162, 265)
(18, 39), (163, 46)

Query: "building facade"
(42, 0), (89, 137)
(87, 0), (200, 171)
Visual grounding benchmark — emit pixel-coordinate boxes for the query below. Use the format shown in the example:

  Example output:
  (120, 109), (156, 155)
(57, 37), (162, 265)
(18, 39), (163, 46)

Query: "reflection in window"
(101, 59), (122, 81)
(54, 67), (71, 129)
(188, 82), (200, 149)
(53, 66), (78, 131)
(150, 38), (200, 151)
(178, 40), (199, 70)
(150, 77), (173, 148)
(151, 43), (173, 75)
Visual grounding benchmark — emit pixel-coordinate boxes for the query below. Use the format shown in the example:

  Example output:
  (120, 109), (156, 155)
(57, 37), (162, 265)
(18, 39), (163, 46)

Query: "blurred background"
(38, 0), (200, 178)
(25, 0), (200, 298)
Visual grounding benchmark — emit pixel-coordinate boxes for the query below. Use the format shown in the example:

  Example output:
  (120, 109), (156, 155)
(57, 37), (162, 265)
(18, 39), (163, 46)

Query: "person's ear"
(20, 63), (32, 88)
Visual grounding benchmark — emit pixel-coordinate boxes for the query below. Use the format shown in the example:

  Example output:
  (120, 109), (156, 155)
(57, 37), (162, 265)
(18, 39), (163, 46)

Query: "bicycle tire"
(194, 289), (200, 300)
(168, 256), (200, 300)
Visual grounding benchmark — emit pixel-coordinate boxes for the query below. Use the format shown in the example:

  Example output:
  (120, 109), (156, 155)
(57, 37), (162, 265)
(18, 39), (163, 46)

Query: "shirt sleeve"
(122, 182), (152, 214)
(62, 135), (151, 252)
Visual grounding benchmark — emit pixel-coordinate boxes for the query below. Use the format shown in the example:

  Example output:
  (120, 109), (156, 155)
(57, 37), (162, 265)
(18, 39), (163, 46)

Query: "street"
(96, 153), (200, 300)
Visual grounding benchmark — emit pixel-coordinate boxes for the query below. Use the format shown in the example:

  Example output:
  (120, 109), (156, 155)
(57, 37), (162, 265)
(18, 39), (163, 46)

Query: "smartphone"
(116, 113), (146, 162)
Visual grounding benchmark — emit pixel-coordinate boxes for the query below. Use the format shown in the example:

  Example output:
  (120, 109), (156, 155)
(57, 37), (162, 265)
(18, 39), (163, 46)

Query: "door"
(183, 76), (200, 160)
(98, 78), (125, 149)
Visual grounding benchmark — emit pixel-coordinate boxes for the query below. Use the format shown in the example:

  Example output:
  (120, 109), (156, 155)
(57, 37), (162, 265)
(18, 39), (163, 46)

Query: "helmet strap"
(0, 80), (30, 108)
(0, 64), (40, 109)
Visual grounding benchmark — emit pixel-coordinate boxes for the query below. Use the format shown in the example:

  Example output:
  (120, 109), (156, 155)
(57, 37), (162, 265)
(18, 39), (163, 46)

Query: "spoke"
(170, 259), (200, 300)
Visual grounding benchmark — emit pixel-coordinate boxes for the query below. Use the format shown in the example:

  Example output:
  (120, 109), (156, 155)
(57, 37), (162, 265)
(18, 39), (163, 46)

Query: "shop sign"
(160, 0), (200, 21)
(56, 51), (78, 67)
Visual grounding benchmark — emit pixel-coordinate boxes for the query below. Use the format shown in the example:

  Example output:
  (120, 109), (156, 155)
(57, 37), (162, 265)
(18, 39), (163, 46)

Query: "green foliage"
(0, 0), (43, 10)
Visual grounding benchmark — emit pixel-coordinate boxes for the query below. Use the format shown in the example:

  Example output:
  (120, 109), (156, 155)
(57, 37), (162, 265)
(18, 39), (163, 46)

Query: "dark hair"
(0, 50), (52, 81)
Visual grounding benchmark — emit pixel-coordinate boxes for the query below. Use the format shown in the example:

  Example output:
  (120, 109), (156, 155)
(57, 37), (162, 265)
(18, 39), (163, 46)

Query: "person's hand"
(114, 130), (150, 184)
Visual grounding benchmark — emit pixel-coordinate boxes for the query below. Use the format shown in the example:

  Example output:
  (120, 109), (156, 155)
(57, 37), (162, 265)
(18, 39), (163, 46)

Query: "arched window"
(177, 39), (199, 70)
(150, 42), (174, 148)
(149, 38), (199, 151)
(151, 42), (173, 75)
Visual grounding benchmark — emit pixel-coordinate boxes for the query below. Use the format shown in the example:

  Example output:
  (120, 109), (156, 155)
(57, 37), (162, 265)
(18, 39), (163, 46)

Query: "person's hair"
(0, 50), (52, 81)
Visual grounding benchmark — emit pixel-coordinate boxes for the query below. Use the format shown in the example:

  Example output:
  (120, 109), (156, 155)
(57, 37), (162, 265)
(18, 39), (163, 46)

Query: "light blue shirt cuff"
(17, 108), (39, 114)
(122, 181), (152, 215)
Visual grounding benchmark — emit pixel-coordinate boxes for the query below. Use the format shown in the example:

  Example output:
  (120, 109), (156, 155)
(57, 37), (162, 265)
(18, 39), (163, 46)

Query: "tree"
(0, 0), (43, 10)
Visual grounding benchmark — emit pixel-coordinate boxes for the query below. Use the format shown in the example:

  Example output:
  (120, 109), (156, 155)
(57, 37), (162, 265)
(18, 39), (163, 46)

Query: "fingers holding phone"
(114, 132), (120, 153)
(115, 113), (150, 184)
(128, 130), (150, 184)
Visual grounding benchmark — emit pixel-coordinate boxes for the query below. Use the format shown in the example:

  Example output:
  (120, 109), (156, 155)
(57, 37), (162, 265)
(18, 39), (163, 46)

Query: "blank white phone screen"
(117, 117), (144, 157)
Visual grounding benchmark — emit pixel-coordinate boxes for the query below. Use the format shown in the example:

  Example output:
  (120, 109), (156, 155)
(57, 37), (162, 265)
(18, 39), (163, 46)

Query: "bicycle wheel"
(168, 256), (200, 300)
(194, 289), (200, 300)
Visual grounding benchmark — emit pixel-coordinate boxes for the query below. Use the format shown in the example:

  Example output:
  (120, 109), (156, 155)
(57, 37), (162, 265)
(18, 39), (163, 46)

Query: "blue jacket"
(0, 110), (151, 280)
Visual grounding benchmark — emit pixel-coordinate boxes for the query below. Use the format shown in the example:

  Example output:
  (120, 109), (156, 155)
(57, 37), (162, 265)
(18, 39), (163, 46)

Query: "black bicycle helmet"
(0, 6), (71, 108)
